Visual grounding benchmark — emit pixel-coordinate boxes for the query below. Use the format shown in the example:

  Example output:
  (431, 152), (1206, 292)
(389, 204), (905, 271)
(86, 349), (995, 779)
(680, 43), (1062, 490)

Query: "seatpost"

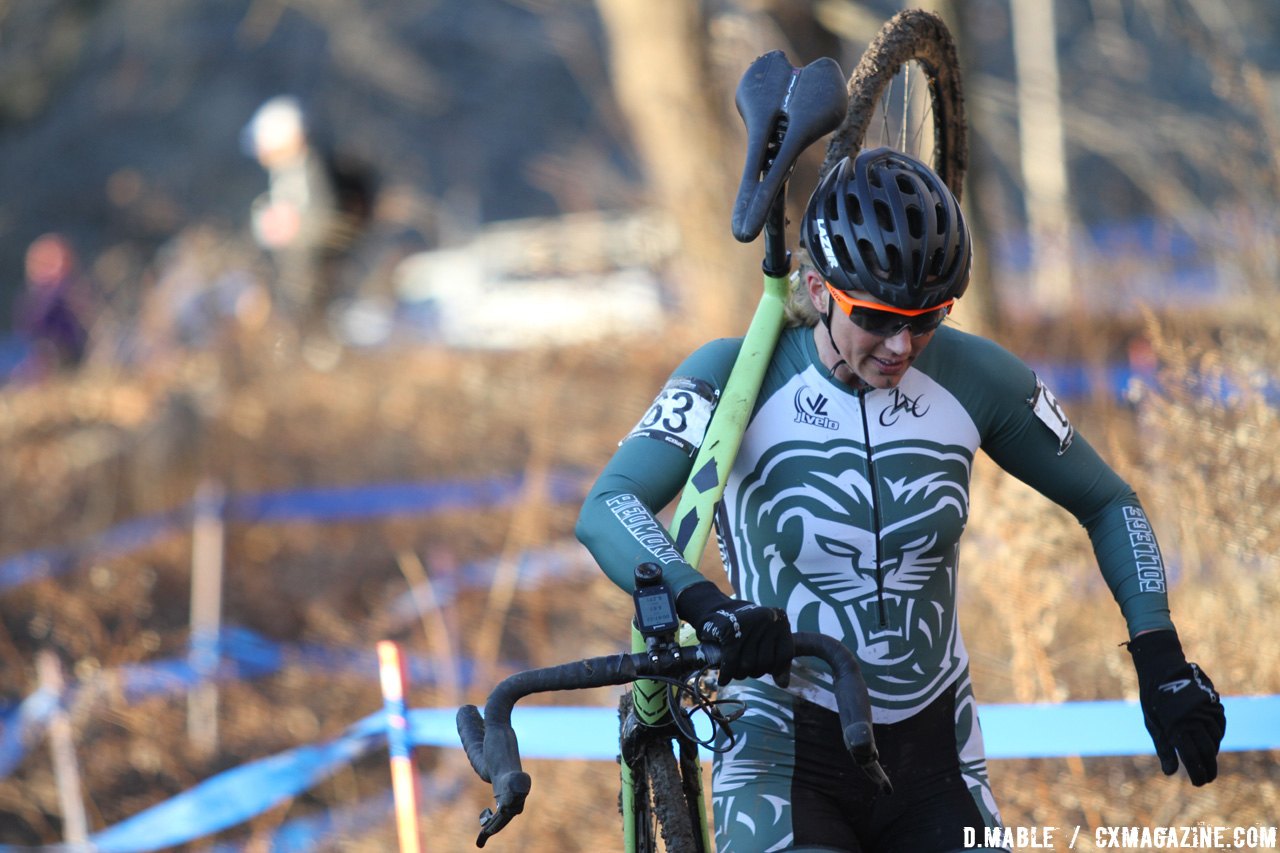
(761, 190), (791, 279)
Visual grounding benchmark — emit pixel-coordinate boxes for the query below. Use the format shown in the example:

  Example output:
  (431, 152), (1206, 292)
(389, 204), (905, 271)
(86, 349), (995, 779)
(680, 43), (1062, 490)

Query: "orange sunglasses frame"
(824, 281), (955, 319)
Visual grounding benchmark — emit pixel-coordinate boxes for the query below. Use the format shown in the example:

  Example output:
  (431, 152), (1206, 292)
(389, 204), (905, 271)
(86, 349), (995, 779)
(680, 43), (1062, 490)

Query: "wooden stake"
(188, 478), (226, 755)
(36, 650), (88, 845)
(395, 549), (461, 707)
(378, 640), (422, 853)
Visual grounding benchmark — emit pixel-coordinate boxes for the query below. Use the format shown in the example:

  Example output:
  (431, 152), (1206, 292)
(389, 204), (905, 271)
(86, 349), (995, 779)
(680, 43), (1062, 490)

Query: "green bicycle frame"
(667, 271), (791, 564)
(619, 48), (847, 850)
(624, 258), (792, 852)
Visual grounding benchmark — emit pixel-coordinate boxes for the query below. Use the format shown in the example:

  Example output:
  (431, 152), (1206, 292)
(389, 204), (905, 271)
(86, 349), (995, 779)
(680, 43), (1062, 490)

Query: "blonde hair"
(784, 247), (821, 328)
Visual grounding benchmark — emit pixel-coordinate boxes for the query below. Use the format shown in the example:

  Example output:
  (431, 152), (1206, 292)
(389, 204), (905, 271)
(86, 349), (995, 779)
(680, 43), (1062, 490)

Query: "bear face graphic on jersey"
(731, 438), (971, 714)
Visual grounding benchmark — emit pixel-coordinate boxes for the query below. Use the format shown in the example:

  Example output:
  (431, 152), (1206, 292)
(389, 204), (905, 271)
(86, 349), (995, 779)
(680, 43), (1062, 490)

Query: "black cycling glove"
(677, 581), (794, 687)
(1126, 630), (1226, 786)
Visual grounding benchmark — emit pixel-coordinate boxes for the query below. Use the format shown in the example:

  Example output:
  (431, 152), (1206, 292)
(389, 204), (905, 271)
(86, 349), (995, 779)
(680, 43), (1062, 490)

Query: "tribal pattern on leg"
(711, 683), (798, 853)
(954, 669), (1004, 831)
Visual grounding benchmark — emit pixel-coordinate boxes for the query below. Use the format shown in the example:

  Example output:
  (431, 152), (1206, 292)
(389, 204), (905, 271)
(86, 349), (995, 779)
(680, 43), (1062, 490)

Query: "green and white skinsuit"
(576, 323), (1173, 852)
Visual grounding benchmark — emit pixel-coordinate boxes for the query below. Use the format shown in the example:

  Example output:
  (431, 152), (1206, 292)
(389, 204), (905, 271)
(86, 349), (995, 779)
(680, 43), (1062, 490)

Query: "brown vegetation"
(1, 295), (1277, 850)
(3, 1), (1278, 849)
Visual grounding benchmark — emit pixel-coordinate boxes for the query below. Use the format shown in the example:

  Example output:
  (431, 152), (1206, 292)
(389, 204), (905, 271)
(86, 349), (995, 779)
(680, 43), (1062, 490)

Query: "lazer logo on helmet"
(816, 219), (839, 269)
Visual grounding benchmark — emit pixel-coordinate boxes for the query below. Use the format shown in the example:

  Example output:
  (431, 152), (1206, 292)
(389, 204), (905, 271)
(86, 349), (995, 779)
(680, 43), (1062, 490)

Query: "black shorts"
(711, 677), (1004, 853)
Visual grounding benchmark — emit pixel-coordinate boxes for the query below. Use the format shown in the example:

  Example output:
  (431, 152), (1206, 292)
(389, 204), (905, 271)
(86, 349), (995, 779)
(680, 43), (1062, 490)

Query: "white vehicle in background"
(333, 208), (677, 350)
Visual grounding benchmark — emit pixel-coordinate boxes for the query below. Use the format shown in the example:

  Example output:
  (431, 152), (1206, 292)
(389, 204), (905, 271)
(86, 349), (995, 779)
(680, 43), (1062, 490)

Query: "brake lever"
(475, 771), (532, 847)
(476, 805), (513, 848)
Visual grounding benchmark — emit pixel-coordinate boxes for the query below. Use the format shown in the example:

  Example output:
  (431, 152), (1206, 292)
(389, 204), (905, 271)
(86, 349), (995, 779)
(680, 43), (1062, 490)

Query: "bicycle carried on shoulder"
(457, 8), (968, 851)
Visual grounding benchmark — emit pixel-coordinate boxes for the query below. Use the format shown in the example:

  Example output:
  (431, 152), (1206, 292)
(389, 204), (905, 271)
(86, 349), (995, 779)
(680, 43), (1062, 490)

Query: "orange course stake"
(378, 640), (423, 853)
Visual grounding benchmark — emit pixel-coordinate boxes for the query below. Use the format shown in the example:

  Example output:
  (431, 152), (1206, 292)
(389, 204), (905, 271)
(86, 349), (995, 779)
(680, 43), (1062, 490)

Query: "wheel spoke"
(823, 8), (966, 196)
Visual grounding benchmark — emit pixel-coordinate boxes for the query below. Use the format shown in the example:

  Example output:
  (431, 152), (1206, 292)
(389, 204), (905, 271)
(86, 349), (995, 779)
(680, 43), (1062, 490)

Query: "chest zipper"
(856, 389), (888, 628)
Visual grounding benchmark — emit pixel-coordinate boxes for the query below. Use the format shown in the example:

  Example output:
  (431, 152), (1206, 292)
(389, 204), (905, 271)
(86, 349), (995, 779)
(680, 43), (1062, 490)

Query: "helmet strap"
(818, 305), (857, 387)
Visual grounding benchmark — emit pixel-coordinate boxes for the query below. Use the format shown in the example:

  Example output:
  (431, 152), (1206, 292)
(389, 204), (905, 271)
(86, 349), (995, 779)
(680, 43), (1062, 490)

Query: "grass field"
(1, 294), (1276, 850)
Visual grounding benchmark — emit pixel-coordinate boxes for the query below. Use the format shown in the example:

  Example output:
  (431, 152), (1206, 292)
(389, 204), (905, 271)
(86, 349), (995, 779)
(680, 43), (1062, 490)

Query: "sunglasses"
(825, 282), (953, 337)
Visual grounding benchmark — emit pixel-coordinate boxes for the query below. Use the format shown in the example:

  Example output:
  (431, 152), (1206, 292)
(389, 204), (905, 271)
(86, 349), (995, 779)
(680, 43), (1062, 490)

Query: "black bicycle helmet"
(800, 147), (971, 309)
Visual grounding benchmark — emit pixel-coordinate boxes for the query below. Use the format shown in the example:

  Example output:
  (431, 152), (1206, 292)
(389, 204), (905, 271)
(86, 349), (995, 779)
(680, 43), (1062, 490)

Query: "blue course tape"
(0, 470), (593, 592)
(0, 696), (1270, 852)
(405, 695), (1279, 761)
(410, 705), (624, 762)
(979, 695), (1279, 758)
(226, 470), (590, 523)
(0, 689), (59, 778)
(89, 714), (387, 853)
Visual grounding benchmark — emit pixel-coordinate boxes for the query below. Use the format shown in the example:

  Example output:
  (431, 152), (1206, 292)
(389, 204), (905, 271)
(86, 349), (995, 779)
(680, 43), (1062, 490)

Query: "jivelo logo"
(794, 388), (839, 430)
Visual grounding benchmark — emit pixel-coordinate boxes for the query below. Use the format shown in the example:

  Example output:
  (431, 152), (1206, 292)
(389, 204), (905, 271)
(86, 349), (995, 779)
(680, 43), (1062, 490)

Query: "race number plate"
(1028, 375), (1074, 455)
(624, 376), (718, 457)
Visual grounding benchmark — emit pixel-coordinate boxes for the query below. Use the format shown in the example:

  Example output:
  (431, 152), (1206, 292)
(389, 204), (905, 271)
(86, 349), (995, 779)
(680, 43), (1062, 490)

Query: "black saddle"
(731, 51), (848, 243)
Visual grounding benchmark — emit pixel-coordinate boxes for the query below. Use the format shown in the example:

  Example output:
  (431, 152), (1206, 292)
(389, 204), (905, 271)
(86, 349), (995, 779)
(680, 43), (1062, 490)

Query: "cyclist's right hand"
(677, 581), (794, 687)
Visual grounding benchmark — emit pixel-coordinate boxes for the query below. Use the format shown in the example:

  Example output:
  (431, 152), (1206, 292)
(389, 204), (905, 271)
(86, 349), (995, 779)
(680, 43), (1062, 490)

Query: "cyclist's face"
(806, 270), (937, 390)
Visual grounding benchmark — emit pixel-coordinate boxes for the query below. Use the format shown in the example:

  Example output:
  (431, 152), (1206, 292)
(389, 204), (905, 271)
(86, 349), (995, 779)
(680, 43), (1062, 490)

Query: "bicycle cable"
(641, 670), (747, 753)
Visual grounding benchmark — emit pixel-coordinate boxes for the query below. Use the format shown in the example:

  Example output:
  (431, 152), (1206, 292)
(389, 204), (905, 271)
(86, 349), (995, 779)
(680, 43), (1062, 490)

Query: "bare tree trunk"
(931, 0), (1003, 335)
(1011, 0), (1074, 316)
(595, 0), (753, 340)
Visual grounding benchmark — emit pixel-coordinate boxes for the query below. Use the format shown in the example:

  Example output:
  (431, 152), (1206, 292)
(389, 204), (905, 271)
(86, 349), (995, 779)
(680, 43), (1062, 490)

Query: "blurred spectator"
(133, 224), (270, 361)
(11, 232), (92, 381)
(244, 95), (374, 333)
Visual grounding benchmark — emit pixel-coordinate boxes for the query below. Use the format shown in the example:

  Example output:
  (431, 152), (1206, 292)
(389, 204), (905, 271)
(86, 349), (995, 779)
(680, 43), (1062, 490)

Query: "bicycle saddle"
(731, 51), (848, 243)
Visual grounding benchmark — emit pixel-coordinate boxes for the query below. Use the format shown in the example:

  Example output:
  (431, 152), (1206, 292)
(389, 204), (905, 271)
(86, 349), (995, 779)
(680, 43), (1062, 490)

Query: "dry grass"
(959, 302), (1280, 846)
(1, 297), (1277, 849)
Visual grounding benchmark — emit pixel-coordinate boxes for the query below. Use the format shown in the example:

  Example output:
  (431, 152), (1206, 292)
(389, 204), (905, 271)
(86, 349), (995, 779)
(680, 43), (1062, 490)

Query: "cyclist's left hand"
(1127, 630), (1226, 786)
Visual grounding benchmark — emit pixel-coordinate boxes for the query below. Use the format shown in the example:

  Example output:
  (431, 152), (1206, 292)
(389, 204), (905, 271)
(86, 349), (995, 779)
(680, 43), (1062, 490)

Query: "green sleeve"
(999, 423), (1175, 636)
(575, 338), (742, 596)
(940, 331), (1175, 637)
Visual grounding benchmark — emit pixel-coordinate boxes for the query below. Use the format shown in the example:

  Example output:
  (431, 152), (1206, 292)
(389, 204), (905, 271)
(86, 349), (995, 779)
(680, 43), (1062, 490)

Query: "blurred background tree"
(2, 0), (1277, 343)
(2, 2), (1278, 848)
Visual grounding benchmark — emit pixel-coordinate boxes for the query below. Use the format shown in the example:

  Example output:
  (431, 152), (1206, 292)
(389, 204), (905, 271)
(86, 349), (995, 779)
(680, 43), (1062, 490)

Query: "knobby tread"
(619, 692), (701, 852)
(821, 8), (967, 198)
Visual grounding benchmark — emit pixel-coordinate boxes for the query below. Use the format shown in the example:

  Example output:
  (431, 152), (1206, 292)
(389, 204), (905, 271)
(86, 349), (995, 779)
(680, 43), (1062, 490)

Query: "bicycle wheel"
(619, 692), (703, 853)
(821, 8), (967, 199)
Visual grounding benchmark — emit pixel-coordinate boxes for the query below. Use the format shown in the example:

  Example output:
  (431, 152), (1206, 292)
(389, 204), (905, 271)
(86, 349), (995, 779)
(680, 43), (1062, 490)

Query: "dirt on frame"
(1, 296), (1277, 851)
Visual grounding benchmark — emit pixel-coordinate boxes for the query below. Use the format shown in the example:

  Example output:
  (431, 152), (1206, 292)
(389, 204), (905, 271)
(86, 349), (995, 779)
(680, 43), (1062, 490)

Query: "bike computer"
(632, 562), (679, 636)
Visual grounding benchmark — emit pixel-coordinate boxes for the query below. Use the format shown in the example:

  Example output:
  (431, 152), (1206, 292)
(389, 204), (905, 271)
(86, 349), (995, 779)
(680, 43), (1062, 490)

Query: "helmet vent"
(873, 200), (894, 233)
(895, 175), (917, 194)
(847, 194), (864, 226)
(884, 244), (902, 280)
(927, 248), (945, 279)
(905, 205), (924, 239)
(833, 234), (856, 271)
(859, 239), (901, 280)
